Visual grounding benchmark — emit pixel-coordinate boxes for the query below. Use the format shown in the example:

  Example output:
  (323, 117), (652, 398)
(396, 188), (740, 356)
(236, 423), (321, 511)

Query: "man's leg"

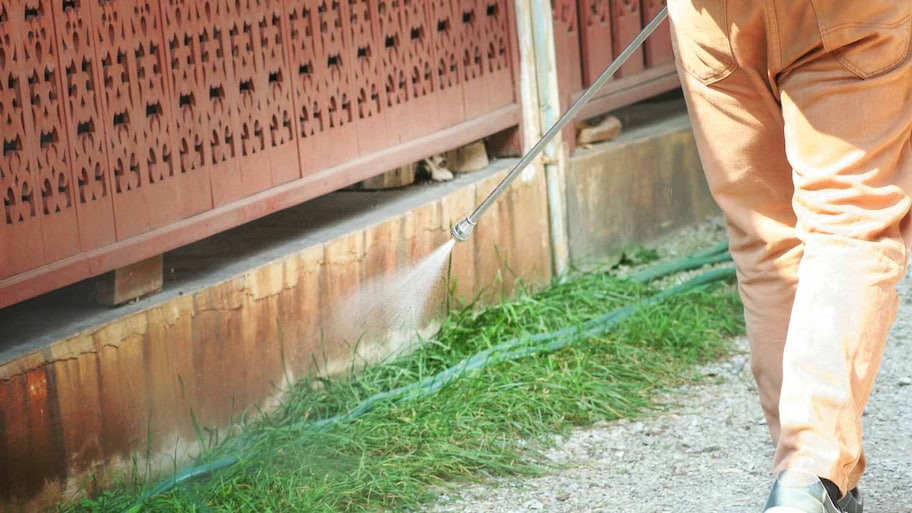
(669, 0), (800, 444)
(775, 25), (912, 493)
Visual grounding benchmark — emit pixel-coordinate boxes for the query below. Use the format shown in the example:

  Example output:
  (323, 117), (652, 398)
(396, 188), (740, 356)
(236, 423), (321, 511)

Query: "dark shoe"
(763, 471), (842, 513)
(837, 487), (862, 513)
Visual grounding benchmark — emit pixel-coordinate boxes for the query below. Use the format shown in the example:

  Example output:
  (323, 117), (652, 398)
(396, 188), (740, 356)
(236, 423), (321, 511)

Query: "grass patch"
(58, 259), (743, 513)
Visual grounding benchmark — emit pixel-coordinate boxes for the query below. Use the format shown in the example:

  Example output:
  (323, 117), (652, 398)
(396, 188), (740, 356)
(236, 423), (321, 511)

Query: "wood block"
(445, 140), (490, 173)
(577, 115), (623, 146)
(95, 255), (163, 306)
(359, 163), (418, 190)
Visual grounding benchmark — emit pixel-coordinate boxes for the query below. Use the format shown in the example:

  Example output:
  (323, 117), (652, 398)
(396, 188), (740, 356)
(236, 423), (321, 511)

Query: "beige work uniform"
(667, 0), (912, 494)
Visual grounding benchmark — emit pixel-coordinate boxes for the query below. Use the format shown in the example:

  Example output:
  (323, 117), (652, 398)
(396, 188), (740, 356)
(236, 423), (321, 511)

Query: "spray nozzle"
(451, 217), (476, 242)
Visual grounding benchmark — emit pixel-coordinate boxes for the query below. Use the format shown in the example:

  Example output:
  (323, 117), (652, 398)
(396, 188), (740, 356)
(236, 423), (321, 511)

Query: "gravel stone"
(420, 218), (912, 513)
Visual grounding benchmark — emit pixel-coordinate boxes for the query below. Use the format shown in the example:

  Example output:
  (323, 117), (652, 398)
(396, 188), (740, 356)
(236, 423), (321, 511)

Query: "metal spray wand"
(451, 6), (669, 242)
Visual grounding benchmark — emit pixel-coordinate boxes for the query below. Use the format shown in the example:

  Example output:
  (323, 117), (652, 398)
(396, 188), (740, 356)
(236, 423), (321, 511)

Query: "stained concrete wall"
(565, 105), (719, 267)
(0, 98), (716, 512)
(0, 160), (552, 512)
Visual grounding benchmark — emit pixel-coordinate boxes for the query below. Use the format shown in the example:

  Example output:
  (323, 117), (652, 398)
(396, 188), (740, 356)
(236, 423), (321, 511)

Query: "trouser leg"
(774, 45), (912, 494)
(670, 0), (912, 494)
(669, 0), (800, 445)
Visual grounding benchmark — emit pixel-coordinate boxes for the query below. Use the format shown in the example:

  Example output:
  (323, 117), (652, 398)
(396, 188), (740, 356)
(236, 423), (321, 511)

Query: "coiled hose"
(126, 241), (733, 512)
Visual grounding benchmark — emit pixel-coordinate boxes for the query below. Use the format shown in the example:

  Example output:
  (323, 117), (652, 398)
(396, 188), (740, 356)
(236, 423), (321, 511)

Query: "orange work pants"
(667, 0), (912, 494)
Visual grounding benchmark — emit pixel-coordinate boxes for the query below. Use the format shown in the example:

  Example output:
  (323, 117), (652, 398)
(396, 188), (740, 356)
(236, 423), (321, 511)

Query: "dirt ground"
(422, 220), (912, 513)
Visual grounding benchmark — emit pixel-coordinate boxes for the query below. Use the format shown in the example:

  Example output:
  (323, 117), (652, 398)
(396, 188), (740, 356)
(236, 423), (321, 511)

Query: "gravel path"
(422, 223), (912, 513)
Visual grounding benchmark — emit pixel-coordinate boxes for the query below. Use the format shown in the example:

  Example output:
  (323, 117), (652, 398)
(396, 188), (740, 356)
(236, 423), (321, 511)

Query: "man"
(666, 1), (911, 512)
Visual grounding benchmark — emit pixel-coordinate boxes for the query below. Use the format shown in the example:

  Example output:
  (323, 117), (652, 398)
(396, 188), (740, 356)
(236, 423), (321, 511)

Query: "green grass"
(58, 257), (744, 513)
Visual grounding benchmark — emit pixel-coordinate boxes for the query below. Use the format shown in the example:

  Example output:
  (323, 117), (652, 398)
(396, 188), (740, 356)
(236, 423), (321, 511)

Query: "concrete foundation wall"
(0, 100), (717, 511)
(566, 111), (719, 267)
(0, 161), (552, 512)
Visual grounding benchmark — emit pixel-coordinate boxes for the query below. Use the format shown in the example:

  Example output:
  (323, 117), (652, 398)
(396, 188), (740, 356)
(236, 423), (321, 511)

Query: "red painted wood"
(0, 104), (521, 309)
(578, 0), (613, 87)
(0, 3), (45, 278)
(0, 0), (523, 309)
(231, 0), (301, 192)
(460, 0), (515, 119)
(554, 0), (678, 144)
(575, 63), (680, 121)
(429, 0), (465, 128)
(611, 0), (645, 77)
(160, 0), (217, 214)
(551, 0), (582, 149)
(0, 0), (685, 312)
(643, 0), (674, 68)
(285, 0), (361, 175)
(95, 0), (186, 239)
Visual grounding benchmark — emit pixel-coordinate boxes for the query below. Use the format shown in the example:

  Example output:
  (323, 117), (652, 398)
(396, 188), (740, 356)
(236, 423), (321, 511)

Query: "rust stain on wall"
(0, 368), (67, 504)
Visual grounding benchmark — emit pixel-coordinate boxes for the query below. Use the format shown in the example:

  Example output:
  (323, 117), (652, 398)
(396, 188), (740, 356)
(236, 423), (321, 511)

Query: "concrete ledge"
(566, 101), (719, 266)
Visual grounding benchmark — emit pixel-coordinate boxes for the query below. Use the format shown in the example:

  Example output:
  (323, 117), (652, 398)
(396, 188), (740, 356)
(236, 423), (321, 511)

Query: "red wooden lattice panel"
(0, 0), (82, 280)
(229, 0), (300, 194)
(348, 0), (389, 155)
(161, 0), (243, 207)
(558, 0), (678, 130)
(53, 0), (119, 253)
(0, 0), (521, 308)
(577, 0), (644, 86)
(550, 0), (582, 109)
(160, 0), (214, 209)
(578, 0), (612, 87)
(643, 0), (673, 67)
(95, 0), (207, 239)
(611, 0), (645, 77)
(429, 0), (463, 127)
(285, 0), (360, 174)
(378, 0), (441, 144)
(461, 0), (514, 119)
(550, 0), (582, 148)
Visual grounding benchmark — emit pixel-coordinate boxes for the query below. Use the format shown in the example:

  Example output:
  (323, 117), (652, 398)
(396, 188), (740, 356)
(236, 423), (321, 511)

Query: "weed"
(56, 259), (743, 513)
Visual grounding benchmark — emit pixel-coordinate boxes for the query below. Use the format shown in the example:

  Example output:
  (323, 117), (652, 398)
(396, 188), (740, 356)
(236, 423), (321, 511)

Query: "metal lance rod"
(451, 6), (669, 242)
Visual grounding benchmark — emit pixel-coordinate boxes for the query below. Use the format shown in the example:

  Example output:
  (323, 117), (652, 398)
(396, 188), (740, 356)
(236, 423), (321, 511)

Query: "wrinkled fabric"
(668, 0), (912, 494)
